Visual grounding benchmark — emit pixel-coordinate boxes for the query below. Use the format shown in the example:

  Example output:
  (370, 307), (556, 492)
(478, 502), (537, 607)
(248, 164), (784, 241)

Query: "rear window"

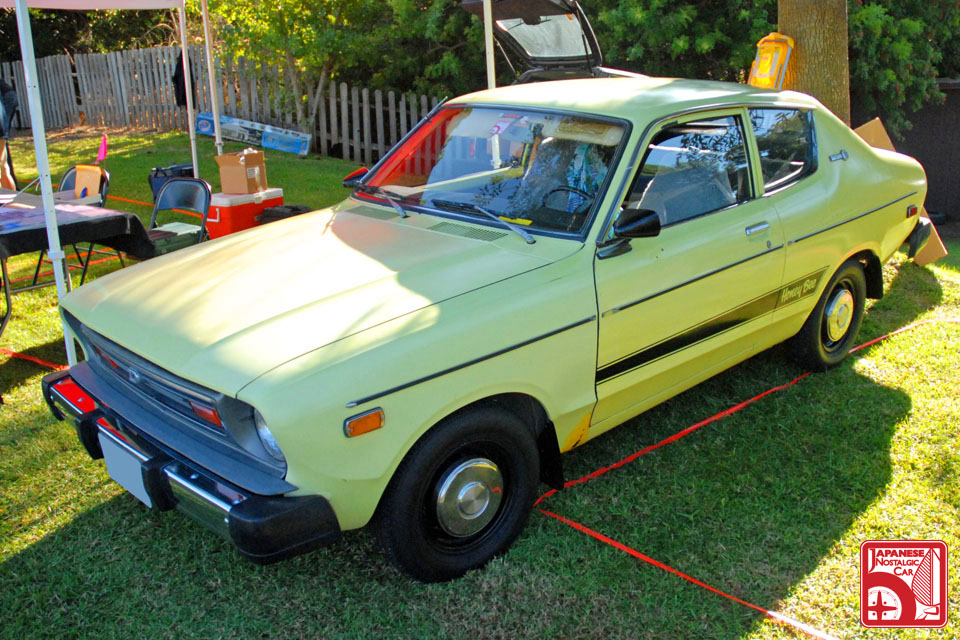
(749, 108), (817, 193)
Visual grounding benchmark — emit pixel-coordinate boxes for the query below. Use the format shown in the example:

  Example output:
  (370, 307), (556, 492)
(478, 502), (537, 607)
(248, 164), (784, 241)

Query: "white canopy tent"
(1, 0), (224, 365)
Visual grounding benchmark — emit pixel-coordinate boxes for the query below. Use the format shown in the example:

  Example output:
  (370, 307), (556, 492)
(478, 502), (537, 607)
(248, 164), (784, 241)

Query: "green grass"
(1, 134), (958, 639)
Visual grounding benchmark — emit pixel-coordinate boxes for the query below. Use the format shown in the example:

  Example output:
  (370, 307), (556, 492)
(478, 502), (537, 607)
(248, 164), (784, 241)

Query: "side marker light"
(907, 205), (918, 218)
(189, 401), (223, 427)
(344, 408), (385, 438)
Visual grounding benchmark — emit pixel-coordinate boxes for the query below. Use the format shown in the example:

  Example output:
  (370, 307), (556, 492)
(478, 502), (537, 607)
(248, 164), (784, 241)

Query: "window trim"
(619, 110), (757, 230)
(593, 100), (816, 245)
(749, 107), (819, 197)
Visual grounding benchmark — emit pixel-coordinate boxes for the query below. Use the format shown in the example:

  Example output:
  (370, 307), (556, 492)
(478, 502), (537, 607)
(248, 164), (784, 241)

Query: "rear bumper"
(42, 369), (341, 564)
(907, 217), (932, 259)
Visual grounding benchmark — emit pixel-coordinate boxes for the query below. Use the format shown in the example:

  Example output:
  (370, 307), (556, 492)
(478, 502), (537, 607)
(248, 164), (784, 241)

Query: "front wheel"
(791, 259), (866, 370)
(375, 407), (540, 582)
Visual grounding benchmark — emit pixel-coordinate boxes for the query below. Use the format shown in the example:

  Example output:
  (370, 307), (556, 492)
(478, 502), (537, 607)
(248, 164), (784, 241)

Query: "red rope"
(106, 194), (202, 219)
(3, 254), (124, 288)
(540, 509), (839, 640)
(0, 347), (67, 371)
(535, 371), (812, 506)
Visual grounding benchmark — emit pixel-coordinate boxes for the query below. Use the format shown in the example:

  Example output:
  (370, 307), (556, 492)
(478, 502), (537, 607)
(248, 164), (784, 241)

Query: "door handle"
(745, 221), (770, 236)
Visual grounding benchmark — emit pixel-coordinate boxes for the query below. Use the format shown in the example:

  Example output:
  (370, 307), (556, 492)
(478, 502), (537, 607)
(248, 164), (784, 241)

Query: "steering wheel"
(540, 185), (591, 209)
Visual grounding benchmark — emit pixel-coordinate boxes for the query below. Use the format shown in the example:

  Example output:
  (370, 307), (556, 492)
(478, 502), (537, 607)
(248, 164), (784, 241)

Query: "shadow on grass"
(860, 256), (944, 340)
(0, 339), (65, 400)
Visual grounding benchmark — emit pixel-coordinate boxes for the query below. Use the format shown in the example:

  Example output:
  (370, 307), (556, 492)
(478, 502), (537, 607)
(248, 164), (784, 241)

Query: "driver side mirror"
(613, 203), (661, 238)
(343, 167), (368, 188)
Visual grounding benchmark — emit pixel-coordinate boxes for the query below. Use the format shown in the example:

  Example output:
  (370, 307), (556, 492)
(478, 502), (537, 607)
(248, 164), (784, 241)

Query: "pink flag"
(95, 134), (108, 165)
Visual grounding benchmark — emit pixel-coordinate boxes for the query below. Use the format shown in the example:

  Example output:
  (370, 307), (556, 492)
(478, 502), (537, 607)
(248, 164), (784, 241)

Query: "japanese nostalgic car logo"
(860, 540), (948, 628)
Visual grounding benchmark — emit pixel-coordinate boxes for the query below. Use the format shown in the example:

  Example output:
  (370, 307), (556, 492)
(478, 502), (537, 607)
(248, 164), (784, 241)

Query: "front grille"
(78, 324), (225, 436)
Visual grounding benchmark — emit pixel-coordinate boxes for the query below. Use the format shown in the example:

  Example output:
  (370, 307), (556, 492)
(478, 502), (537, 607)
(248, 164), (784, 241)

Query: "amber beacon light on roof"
(748, 32), (795, 90)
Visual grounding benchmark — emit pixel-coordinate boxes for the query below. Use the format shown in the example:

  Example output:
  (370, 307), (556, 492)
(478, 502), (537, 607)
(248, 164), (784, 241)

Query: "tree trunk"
(779, 0), (850, 125)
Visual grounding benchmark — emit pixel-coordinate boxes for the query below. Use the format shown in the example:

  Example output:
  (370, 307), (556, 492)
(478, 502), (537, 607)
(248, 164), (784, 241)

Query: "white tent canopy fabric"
(7, 0), (223, 364)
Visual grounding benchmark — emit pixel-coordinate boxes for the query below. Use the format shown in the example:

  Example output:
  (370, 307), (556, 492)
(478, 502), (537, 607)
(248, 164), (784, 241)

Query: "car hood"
(63, 201), (557, 395)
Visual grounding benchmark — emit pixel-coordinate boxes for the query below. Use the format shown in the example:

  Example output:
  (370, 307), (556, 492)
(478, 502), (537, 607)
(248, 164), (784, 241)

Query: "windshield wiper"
(354, 184), (413, 219)
(430, 199), (536, 244)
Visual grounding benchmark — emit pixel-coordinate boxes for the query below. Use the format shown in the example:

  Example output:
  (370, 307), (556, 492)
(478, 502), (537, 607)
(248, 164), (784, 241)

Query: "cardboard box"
(215, 148), (267, 194)
(853, 118), (948, 267)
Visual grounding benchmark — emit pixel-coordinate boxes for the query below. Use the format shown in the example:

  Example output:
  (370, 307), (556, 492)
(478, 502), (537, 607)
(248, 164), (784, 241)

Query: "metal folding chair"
(148, 178), (212, 255)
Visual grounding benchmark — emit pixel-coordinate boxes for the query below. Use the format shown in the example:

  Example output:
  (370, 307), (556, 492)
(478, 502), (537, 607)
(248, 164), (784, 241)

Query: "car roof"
(453, 76), (822, 122)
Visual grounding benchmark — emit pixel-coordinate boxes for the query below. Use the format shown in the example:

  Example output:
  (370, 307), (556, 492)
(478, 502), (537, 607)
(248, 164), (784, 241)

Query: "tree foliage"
(590, 0), (777, 82)
(847, 0), (960, 135)
(0, 9), (176, 61)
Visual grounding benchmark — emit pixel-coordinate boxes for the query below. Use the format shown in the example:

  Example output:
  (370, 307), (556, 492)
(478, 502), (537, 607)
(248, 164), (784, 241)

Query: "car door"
(592, 110), (786, 428)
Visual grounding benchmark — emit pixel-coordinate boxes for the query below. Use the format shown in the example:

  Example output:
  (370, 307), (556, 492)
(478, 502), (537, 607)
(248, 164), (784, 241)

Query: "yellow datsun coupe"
(43, 77), (931, 581)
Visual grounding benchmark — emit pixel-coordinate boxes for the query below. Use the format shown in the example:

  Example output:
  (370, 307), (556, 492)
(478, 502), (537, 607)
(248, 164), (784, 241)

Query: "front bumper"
(42, 368), (341, 564)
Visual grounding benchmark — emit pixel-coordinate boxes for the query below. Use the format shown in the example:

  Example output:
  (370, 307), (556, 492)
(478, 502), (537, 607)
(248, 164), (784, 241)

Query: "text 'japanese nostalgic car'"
(43, 75), (931, 581)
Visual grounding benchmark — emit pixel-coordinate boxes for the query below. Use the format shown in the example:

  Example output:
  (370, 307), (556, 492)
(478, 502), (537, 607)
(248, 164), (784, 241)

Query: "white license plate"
(98, 431), (153, 508)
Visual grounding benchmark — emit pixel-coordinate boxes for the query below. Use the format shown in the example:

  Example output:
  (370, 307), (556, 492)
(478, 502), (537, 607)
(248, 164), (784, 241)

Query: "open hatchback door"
(461, 0), (642, 83)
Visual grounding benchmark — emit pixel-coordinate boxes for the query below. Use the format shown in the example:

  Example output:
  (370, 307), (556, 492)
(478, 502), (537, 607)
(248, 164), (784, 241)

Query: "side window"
(749, 108), (817, 193)
(626, 116), (751, 226)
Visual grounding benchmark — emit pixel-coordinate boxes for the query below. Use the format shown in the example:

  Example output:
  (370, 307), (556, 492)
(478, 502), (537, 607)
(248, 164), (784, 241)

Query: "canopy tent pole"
(200, 0), (222, 156)
(14, 0), (77, 365)
(483, 0), (495, 89)
(178, 6), (200, 177)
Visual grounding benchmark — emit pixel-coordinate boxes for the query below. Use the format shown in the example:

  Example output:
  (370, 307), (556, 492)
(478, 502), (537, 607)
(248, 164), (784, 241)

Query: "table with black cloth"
(0, 201), (156, 338)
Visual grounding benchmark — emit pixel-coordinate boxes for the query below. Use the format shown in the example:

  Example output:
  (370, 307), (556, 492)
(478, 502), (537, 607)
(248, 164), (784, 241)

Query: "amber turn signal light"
(189, 401), (223, 427)
(344, 408), (384, 437)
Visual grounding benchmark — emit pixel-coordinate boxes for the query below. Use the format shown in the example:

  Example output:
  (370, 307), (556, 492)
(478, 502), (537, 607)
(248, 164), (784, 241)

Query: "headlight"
(254, 410), (285, 462)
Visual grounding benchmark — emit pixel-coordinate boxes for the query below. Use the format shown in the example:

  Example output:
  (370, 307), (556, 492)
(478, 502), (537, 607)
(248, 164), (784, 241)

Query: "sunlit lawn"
(0, 130), (957, 639)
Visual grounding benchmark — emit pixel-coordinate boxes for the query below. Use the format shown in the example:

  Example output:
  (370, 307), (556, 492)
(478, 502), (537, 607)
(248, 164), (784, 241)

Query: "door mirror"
(613, 204), (661, 238)
(343, 167), (368, 188)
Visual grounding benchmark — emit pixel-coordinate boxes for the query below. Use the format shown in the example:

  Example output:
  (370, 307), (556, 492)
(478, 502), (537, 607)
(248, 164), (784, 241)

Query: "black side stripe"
(346, 316), (597, 408)
(597, 268), (827, 384)
(789, 192), (916, 245)
(604, 244), (784, 316)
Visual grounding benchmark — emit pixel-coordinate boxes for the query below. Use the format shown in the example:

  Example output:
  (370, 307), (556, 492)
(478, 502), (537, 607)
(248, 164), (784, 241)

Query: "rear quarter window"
(749, 108), (817, 194)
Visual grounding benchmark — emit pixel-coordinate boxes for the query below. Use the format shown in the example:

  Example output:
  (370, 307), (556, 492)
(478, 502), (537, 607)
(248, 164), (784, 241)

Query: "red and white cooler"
(207, 188), (284, 239)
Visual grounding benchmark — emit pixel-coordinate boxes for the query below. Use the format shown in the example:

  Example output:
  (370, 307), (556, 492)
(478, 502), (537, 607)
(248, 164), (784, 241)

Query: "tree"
(591, 0), (777, 82)
(779, 0), (850, 124)
(212, 0), (385, 134)
(848, 0), (958, 136)
(0, 8), (177, 61)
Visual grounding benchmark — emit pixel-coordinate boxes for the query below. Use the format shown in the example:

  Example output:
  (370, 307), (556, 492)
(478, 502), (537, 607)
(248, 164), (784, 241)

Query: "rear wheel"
(376, 407), (539, 582)
(792, 259), (866, 370)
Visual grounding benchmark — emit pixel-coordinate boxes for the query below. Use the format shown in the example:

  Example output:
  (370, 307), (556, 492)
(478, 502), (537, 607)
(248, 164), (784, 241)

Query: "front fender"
(237, 252), (599, 530)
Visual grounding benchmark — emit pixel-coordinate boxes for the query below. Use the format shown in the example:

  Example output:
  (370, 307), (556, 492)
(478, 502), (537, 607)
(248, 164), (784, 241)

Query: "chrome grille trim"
(74, 320), (225, 436)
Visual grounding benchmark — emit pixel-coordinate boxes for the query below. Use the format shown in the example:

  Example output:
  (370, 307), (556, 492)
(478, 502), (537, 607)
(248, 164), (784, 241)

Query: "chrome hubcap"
(435, 457), (503, 537)
(824, 288), (854, 343)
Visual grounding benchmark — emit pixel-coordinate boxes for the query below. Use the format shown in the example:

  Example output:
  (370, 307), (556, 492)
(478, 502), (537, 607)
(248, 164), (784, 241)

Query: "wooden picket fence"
(2, 45), (442, 163)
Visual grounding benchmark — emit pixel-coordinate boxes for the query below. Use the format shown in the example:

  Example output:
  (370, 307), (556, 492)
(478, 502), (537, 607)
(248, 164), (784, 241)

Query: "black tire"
(375, 407), (540, 582)
(792, 259), (866, 370)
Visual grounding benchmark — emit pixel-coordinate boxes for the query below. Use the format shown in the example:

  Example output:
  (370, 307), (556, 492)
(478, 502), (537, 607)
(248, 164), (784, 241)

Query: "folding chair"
(33, 164), (117, 286)
(148, 178), (212, 255)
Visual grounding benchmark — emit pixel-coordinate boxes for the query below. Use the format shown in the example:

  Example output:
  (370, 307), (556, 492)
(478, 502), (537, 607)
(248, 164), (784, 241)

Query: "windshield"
(497, 14), (593, 58)
(364, 106), (626, 236)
